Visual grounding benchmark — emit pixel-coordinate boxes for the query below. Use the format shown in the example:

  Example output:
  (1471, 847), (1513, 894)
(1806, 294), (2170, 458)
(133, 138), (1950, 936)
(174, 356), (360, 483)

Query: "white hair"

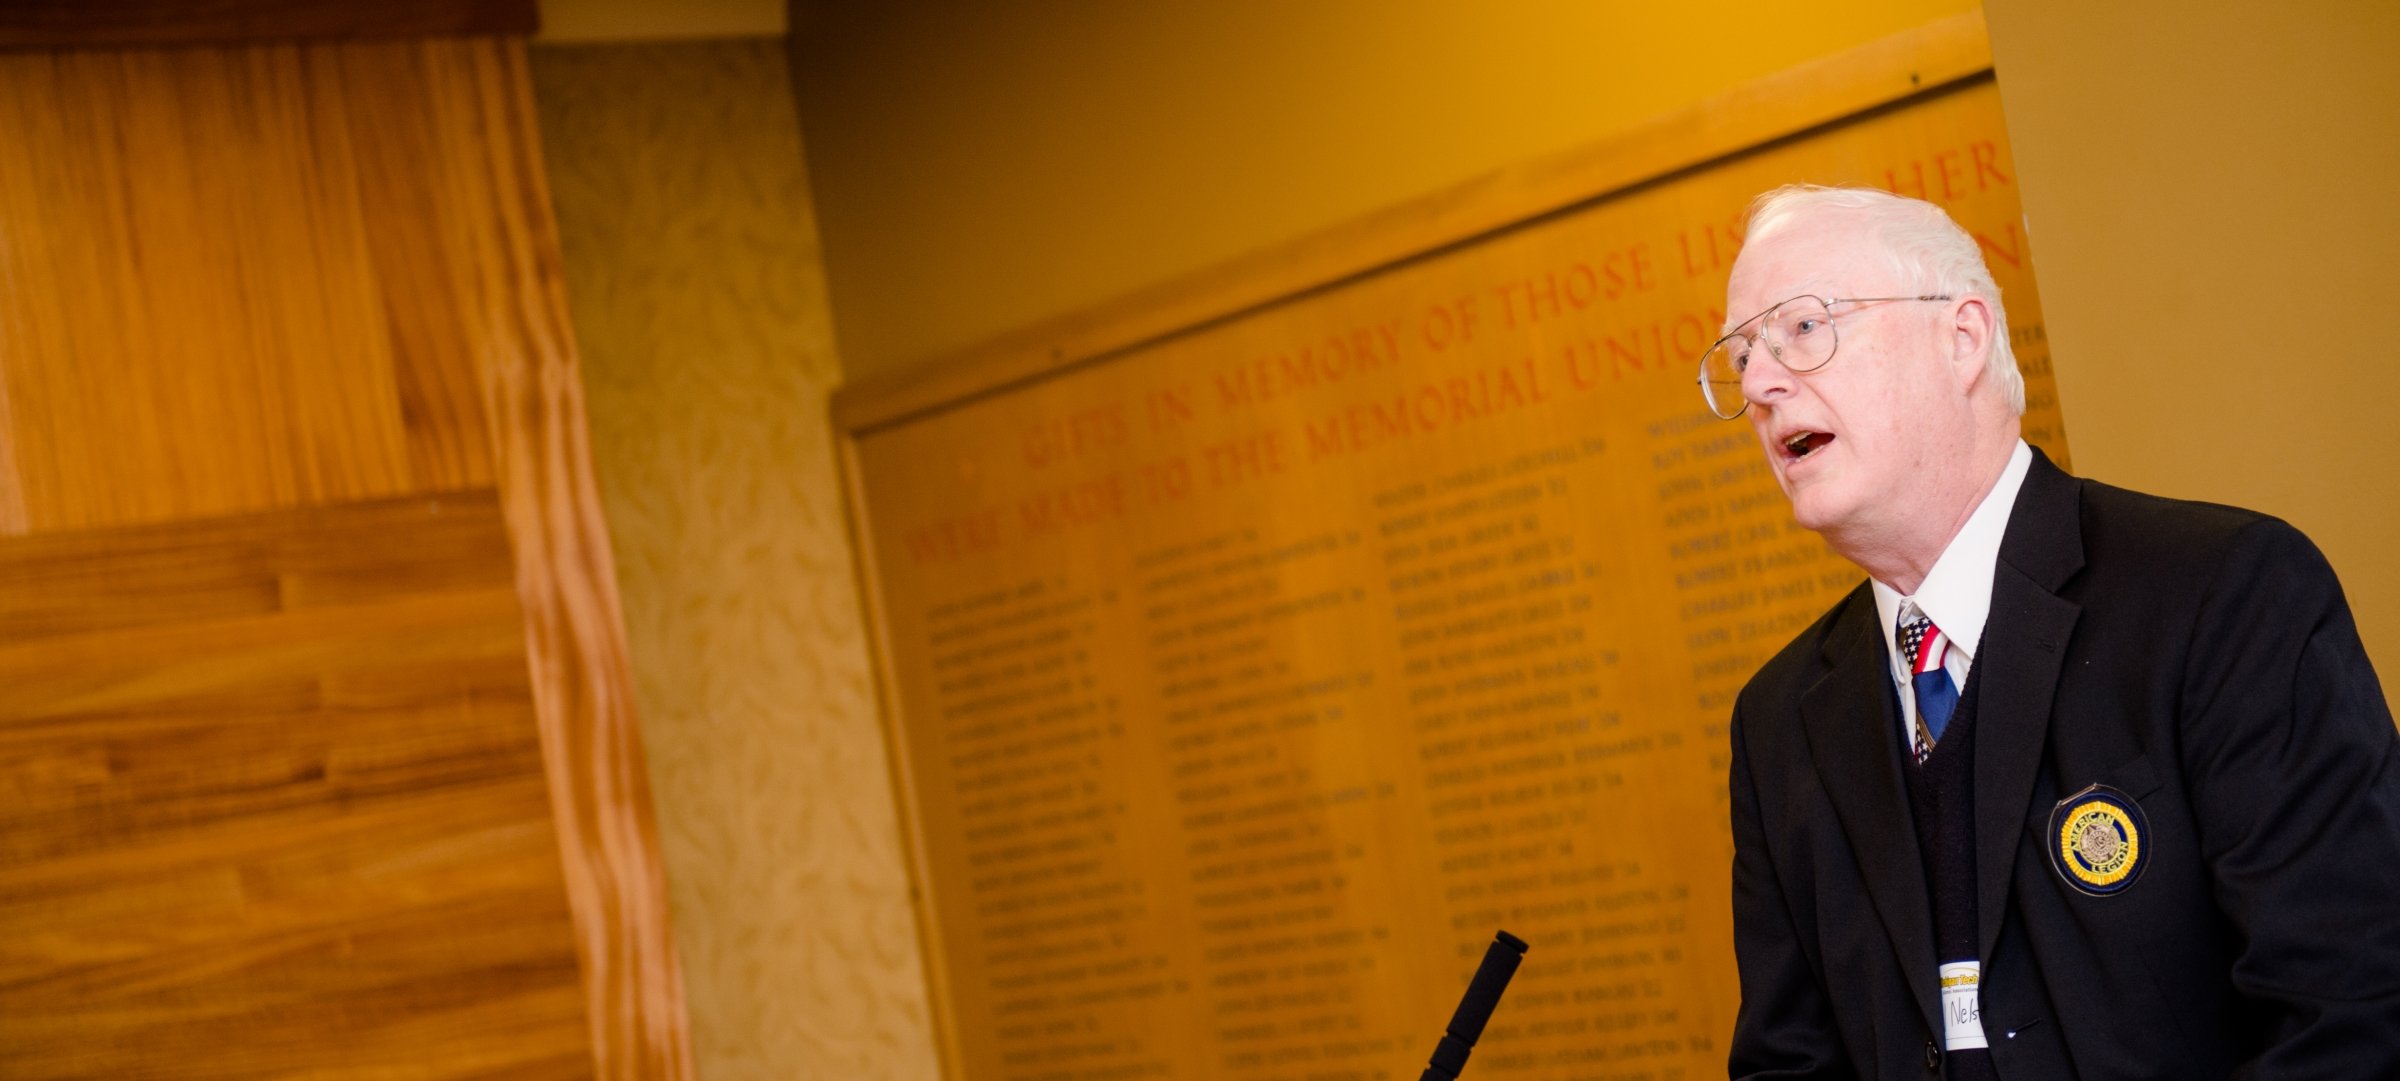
(1743, 185), (2024, 415)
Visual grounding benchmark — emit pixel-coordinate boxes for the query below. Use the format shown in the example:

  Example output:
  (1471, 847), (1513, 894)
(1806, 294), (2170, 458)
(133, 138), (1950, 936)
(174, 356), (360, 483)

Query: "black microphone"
(1419, 930), (1528, 1081)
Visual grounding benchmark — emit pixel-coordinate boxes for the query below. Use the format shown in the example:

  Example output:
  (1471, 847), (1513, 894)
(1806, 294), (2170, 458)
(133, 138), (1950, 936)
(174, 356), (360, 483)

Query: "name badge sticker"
(1939, 960), (1988, 1050)
(2050, 783), (2149, 896)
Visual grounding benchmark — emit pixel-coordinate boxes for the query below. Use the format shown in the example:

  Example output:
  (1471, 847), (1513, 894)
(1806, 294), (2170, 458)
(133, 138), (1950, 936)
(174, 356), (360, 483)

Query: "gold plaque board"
(840, 42), (2065, 1081)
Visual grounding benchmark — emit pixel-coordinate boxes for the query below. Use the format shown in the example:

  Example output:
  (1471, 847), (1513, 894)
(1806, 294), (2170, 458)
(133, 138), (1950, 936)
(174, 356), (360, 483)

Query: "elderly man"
(1708, 185), (2400, 1079)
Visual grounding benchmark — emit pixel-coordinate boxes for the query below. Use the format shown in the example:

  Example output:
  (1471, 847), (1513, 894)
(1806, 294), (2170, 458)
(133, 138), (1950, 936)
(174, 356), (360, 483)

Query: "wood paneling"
(0, 43), (501, 532)
(0, 35), (694, 1081)
(0, 492), (590, 1081)
(0, 0), (537, 50)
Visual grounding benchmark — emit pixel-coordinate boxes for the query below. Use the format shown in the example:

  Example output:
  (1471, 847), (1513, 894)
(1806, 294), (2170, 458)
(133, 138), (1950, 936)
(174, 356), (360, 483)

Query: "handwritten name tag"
(1939, 959), (1989, 1050)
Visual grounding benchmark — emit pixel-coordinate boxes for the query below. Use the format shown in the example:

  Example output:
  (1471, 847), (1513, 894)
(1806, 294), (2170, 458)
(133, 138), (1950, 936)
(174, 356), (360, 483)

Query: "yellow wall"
(790, 0), (1981, 382)
(529, 41), (941, 1081)
(1984, 0), (2400, 675)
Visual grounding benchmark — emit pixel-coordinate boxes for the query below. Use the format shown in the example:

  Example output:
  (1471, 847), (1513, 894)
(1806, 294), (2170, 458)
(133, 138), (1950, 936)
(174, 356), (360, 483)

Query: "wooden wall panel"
(0, 493), (590, 1081)
(0, 34), (693, 1081)
(0, 44), (490, 531)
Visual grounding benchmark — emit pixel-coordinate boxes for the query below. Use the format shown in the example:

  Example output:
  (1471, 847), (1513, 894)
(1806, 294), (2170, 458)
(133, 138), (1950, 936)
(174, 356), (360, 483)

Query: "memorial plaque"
(843, 63), (2064, 1081)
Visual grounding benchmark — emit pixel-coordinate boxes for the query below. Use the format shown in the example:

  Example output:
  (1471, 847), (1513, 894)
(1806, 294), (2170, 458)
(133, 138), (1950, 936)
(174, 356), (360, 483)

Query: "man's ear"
(1949, 294), (1997, 392)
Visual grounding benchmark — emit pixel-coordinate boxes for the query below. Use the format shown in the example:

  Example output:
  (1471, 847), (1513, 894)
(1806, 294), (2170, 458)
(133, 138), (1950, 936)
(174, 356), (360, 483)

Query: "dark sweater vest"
(1902, 662), (2001, 1081)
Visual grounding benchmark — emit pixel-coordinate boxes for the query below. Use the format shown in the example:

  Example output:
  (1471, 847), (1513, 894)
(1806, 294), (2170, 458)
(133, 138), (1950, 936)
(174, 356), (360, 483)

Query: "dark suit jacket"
(1726, 450), (2400, 1079)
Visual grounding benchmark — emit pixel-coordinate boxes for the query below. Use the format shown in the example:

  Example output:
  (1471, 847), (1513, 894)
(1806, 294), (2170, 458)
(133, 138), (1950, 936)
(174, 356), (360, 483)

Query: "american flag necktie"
(1899, 604), (1959, 764)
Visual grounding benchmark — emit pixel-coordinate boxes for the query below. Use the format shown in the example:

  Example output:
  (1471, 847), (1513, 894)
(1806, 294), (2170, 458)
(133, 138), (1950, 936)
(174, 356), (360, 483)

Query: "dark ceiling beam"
(0, 0), (538, 50)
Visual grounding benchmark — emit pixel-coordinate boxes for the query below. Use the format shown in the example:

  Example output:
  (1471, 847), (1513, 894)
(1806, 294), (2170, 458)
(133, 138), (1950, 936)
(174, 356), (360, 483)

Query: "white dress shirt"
(1869, 440), (2034, 750)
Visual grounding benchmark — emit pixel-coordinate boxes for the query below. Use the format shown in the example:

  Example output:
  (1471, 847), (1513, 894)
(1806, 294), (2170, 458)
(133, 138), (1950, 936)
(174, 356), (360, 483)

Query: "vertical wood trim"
(837, 431), (969, 1080)
(453, 38), (697, 1081)
(0, 354), (25, 534)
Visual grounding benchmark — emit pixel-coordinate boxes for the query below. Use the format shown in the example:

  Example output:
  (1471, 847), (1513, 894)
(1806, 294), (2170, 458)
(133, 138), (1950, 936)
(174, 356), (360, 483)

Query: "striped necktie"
(1899, 605), (1959, 763)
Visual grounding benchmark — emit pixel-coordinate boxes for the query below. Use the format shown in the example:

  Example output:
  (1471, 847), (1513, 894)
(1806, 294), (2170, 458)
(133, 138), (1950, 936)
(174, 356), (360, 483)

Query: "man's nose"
(1740, 339), (1799, 405)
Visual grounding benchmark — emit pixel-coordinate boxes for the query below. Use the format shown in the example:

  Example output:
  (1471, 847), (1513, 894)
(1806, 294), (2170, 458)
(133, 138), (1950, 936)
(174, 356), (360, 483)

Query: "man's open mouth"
(1782, 431), (1833, 460)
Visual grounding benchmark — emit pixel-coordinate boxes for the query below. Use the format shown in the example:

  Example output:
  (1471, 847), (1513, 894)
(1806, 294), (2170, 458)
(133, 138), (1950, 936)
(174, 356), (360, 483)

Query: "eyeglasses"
(1695, 294), (1951, 420)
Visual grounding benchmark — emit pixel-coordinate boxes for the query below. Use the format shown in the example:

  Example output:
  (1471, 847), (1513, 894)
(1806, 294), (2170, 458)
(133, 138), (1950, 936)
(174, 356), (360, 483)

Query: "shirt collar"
(1871, 440), (2033, 670)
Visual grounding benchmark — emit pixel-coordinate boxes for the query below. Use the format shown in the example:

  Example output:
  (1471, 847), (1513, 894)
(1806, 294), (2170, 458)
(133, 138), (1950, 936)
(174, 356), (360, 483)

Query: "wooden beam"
(0, 0), (537, 50)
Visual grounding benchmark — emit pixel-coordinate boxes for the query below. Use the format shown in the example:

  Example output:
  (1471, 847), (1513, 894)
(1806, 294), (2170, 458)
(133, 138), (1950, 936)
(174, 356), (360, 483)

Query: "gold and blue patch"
(2049, 784), (2147, 896)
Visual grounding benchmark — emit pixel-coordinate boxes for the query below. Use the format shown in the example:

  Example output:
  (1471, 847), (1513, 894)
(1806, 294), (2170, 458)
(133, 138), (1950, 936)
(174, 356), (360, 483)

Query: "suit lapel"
(1801, 589), (1939, 1032)
(1973, 450), (2085, 961)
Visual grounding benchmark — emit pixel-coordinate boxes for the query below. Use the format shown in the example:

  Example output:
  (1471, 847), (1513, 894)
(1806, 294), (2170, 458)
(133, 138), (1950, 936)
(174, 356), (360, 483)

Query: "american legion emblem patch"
(2050, 784), (2148, 896)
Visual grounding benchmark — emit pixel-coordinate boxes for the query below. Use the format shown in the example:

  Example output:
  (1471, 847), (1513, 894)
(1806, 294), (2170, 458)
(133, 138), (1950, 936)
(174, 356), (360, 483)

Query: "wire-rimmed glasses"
(1696, 294), (1951, 419)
